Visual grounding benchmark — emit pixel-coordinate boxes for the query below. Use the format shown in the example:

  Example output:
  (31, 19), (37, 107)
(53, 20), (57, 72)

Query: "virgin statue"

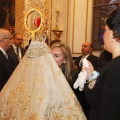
(0, 39), (86, 120)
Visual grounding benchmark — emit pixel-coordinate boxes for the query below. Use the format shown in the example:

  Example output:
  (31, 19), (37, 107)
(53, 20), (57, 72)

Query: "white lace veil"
(0, 40), (86, 120)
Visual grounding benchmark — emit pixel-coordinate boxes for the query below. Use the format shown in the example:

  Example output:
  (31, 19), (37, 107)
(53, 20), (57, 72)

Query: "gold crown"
(26, 40), (51, 58)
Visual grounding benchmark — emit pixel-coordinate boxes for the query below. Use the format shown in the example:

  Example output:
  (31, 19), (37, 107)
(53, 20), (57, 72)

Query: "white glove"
(73, 58), (89, 91)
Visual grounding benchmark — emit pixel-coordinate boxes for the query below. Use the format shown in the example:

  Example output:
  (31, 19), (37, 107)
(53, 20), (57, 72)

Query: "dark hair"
(106, 8), (120, 39)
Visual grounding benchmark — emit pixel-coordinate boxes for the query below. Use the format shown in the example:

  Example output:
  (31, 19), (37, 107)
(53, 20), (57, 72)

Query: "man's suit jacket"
(7, 46), (26, 70)
(75, 53), (98, 71)
(0, 50), (13, 91)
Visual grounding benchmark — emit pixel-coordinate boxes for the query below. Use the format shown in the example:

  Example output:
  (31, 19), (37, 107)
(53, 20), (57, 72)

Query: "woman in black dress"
(84, 7), (120, 120)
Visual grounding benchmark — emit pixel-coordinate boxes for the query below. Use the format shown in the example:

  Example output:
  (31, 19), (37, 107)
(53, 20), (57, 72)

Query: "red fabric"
(34, 17), (41, 27)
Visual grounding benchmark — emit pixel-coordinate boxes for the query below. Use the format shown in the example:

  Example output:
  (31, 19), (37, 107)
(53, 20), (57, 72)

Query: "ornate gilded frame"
(92, 0), (120, 50)
(0, 0), (15, 34)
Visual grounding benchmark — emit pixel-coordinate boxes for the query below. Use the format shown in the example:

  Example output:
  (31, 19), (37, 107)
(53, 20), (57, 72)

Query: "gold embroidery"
(29, 113), (40, 120)
(38, 96), (44, 103)
(57, 69), (62, 76)
(52, 112), (64, 120)
(65, 115), (71, 120)
(0, 84), (86, 120)
(0, 82), (30, 120)
(0, 62), (86, 120)
(26, 62), (31, 67)
(35, 77), (42, 83)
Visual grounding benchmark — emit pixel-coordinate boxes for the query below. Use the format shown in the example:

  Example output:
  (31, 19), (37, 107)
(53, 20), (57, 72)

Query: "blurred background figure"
(7, 33), (26, 71)
(0, 29), (13, 91)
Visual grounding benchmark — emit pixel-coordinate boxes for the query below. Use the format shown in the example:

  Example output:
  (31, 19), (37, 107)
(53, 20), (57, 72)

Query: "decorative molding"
(72, 0), (75, 54)
(66, 0), (69, 45)
(85, 0), (89, 42)
(72, 0), (89, 54)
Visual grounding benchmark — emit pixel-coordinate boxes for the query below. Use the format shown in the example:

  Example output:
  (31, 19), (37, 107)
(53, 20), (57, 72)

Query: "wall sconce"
(52, 9), (63, 40)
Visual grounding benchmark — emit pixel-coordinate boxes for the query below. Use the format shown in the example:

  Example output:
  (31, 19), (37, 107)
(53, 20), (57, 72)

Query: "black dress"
(96, 50), (112, 72)
(84, 56), (120, 120)
(69, 68), (90, 119)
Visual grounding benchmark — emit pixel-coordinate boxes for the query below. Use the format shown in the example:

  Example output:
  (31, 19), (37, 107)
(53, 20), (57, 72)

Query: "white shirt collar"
(83, 54), (90, 58)
(12, 44), (18, 49)
(0, 47), (7, 55)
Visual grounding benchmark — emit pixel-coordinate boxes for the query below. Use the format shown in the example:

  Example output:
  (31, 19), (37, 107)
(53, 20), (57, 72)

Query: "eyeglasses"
(4, 37), (12, 40)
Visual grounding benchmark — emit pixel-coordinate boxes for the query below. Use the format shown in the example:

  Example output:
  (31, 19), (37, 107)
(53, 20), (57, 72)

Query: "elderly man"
(74, 41), (98, 118)
(0, 29), (13, 91)
(7, 33), (26, 70)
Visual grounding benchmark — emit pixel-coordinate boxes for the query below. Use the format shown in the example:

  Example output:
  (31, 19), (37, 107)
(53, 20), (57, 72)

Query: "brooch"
(88, 79), (96, 89)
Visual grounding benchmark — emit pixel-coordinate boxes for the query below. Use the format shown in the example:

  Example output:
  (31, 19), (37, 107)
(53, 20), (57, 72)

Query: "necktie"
(79, 56), (85, 67)
(16, 47), (19, 57)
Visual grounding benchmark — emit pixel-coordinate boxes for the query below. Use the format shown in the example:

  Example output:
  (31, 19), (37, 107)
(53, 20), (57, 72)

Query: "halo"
(18, 0), (51, 41)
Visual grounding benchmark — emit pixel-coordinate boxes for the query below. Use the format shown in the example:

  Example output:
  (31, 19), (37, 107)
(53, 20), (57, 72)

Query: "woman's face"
(51, 47), (66, 67)
(103, 25), (113, 52)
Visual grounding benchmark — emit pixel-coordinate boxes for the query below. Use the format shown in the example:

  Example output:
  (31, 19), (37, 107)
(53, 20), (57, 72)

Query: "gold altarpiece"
(15, 0), (50, 47)
(15, 0), (50, 32)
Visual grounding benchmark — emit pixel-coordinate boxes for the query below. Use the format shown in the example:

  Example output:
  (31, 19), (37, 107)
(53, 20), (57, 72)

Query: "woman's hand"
(83, 61), (94, 80)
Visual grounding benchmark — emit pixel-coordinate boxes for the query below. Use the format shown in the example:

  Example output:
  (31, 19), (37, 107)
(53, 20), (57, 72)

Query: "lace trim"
(26, 40), (51, 58)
